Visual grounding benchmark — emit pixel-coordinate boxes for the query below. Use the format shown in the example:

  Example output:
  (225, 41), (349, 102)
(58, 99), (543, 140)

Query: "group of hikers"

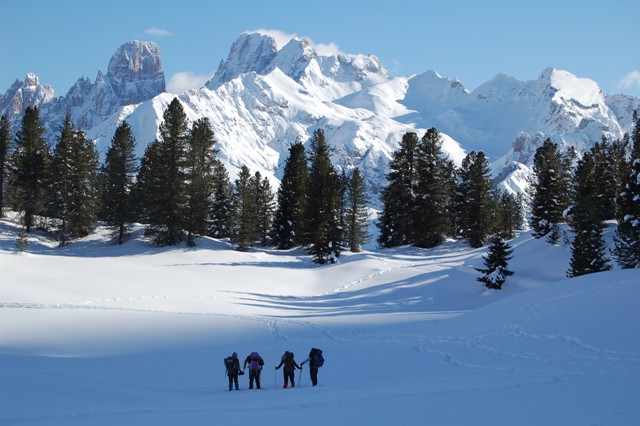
(224, 348), (324, 391)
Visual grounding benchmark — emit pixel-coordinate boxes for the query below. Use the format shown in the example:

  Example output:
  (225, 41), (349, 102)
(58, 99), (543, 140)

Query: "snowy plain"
(1, 216), (639, 426)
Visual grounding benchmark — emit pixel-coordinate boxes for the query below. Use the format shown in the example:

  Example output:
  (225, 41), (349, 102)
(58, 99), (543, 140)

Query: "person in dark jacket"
(275, 351), (301, 388)
(243, 351), (264, 389)
(300, 348), (323, 387)
(224, 352), (242, 391)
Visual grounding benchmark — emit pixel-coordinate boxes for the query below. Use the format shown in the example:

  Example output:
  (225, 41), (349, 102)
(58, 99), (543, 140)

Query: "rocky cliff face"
(107, 40), (165, 105)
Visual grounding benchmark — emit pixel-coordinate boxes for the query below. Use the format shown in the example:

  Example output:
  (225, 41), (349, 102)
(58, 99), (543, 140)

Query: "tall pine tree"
(613, 111), (640, 268)
(208, 159), (234, 239)
(232, 165), (259, 251)
(567, 151), (611, 277)
(185, 117), (217, 247)
(254, 172), (275, 247)
(272, 142), (309, 249)
(100, 121), (137, 245)
(143, 98), (189, 246)
(8, 106), (51, 232)
(0, 115), (10, 217)
(530, 139), (572, 241)
(377, 132), (419, 247)
(48, 112), (100, 245)
(305, 129), (341, 264)
(414, 128), (455, 248)
(455, 151), (492, 248)
(345, 167), (371, 252)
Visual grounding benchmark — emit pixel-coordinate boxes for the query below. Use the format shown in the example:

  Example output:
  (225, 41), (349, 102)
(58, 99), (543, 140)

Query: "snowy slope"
(1, 216), (639, 425)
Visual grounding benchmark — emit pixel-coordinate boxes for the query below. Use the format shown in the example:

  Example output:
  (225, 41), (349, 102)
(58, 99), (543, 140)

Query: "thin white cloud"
(167, 72), (211, 94)
(314, 42), (342, 57)
(618, 71), (640, 90)
(145, 26), (173, 37)
(249, 29), (297, 50)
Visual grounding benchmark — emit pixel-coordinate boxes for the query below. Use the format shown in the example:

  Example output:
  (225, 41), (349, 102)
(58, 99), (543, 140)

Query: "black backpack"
(310, 348), (324, 367)
(224, 356), (237, 373)
(282, 351), (294, 367)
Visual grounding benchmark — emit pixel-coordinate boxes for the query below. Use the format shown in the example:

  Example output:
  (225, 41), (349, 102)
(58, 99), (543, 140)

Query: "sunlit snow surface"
(1, 217), (639, 425)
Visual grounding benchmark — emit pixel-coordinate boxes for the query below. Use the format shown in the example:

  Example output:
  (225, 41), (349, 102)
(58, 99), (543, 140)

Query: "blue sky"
(1, 0), (639, 96)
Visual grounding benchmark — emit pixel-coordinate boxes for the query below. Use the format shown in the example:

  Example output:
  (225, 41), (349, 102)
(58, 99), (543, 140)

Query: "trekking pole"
(298, 367), (303, 387)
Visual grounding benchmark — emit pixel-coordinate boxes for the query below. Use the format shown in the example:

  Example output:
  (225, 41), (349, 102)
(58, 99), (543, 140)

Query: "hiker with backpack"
(224, 352), (242, 391)
(300, 347), (324, 387)
(243, 351), (265, 389)
(275, 351), (301, 388)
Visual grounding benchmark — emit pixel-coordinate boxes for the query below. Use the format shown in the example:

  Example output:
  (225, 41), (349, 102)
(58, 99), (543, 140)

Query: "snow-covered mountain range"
(2, 32), (639, 199)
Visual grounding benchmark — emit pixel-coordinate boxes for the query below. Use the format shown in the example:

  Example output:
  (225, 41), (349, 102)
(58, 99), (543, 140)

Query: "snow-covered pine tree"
(414, 128), (455, 248)
(143, 98), (189, 246)
(272, 142), (309, 249)
(530, 139), (572, 241)
(345, 167), (371, 252)
(185, 117), (217, 247)
(613, 110), (640, 268)
(377, 132), (419, 248)
(455, 150), (492, 248)
(0, 115), (10, 217)
(49, 112), (99, 245)
(100, 120), (138, 245)
(8, 106), (50, 232)
(305, 128), (341, 264)
(476, 234), (514, 290)
(567, 151), (611, 277)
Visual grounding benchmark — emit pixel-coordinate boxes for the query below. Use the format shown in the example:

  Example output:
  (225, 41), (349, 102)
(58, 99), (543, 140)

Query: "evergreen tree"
(143, 98), (189, 246)
(567, 151), (612, 277)
(0, 115), (10, 217)
(590, 137), (618, 221)
(232, 165), (259, 250)
(208, 159), (234, 239)
(48, 112), (100, 245)
(337, 169), (349, 248)
(613, 111), (640, 268)
(131, 140), (162, 225)
(476, 234), (514, 290)
(345, 167), (371, 252)
(185, 117), (217, 247)
(254, 172), (275, 246)
(377, 132), (419, 247)
(610, 135), (632, 222)
(305, 128), (341, 264)
(491, 190), (521, 239)
(272, 142), (309, 249)
(455, 151), (492, 248)
(414, 128), (454, 248)
(100, 121), (137, 245)
(8, 106), (51, 232)
(530, 139), (571, 240)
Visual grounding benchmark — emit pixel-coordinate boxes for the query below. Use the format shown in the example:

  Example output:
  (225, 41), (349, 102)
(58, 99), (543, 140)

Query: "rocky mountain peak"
(0, 73), (55, 120)
(106, 40), (165, 105)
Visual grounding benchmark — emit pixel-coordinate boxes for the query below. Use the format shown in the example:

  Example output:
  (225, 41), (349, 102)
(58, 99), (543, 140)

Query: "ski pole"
(298, 367), (302, 387)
